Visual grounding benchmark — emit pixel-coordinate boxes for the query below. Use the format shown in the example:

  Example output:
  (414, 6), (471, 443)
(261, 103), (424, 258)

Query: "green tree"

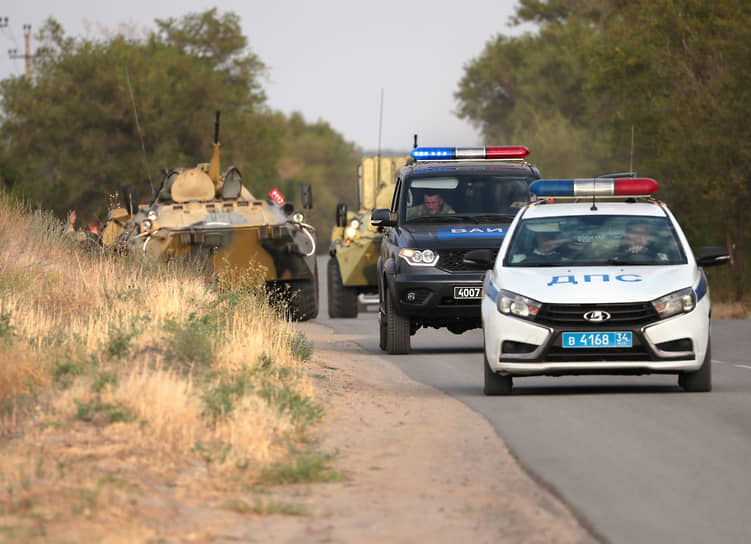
(455, 0), (751, 297)
(0, 9), (281, 223)
(277, 112), (361, 246)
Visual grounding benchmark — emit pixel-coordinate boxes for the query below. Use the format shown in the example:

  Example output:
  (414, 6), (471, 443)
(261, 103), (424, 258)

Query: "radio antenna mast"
(376, 88), (384, 186)
(125, 68), (155, 195)
(630, 125), (634, 174)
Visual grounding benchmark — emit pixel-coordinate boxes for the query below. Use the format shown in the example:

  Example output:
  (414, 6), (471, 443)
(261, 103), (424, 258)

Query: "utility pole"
(7, 22), (32, 78)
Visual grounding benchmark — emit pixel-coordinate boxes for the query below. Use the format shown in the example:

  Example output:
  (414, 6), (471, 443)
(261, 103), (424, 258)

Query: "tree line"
(0, 9), (360, 242)
(2, 3), (749, 299)
(455, 0), (750, 299)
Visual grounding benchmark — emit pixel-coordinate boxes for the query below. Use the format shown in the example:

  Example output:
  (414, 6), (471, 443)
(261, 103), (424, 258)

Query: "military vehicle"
(102, 112), (319, 321)
(327, 155), (408, 317)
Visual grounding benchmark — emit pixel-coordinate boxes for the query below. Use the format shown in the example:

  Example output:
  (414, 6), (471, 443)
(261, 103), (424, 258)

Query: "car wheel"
(327, 258), (358, 318)
(484, 350), (512, 395)
(378, 311), (387, 351)
(679, 339), (712, 392)
(385, 293), (410, 354)
(287, 279), (318, 321)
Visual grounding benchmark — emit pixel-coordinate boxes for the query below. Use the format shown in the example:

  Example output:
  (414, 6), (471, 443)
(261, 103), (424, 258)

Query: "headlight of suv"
(398, 248), (438, 267)
(497, 290), (541, 320)
(651, 287), (696, 319)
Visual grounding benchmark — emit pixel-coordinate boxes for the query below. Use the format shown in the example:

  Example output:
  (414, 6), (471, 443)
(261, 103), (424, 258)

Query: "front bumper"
(391, 269), (485, 323)
(481, 295), (710, 376)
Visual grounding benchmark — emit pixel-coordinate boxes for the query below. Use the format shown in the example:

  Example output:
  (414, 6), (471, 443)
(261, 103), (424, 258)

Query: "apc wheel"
(484, 351), (512, 396)
(287, 279), (318, 322)
(327, 258), (357, 318)
(679, 340), (712, 392)
(385, 294), (410, 354)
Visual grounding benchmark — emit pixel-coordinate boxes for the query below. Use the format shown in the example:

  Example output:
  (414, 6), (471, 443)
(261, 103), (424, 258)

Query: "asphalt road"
(311, 256), (751, 543)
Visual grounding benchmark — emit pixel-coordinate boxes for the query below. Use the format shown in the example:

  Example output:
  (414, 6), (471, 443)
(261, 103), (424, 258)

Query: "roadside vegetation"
(456, 0), (750, 302)
(0, 192), (338, 541)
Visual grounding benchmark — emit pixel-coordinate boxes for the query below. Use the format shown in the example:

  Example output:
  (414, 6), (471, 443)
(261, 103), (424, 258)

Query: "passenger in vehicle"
(617, 220), (661, 262)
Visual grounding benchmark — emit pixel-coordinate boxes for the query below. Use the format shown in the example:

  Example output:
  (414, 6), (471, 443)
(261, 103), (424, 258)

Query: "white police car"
(475, 177), (729, 395)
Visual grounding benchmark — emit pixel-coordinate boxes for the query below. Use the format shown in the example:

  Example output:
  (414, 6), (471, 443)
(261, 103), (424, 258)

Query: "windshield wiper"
(471, 214), (517, 222)
(407, 214), (479, 223)
(607, 258), (656, 265)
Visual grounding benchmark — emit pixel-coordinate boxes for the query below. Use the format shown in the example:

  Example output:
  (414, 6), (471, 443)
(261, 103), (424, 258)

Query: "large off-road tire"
(484, 350), (512, 396)
(287, 278), (319, 322)
(679, 340), (712, 392)
(327, 258), (357, 318)
(385, 293), (410, 354)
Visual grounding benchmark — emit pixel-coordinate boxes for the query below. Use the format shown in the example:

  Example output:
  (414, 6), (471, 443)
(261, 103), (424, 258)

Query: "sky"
(0, 1), (534, 152)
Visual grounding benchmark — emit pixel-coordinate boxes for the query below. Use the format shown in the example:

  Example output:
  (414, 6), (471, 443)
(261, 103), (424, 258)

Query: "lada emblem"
(583, 310), (611, 323)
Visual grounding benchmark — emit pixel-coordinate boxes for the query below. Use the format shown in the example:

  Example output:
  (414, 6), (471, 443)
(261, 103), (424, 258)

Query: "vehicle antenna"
(125, 68), (155, 195)
(413, 134), (418, 149)
(591, 177), (598, 211)
(376, 88), (384, 186)
(630, 125), (634, 174)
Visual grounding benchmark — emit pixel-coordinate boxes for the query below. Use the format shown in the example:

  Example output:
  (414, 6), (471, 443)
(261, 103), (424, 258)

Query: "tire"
(679, 340), (712, 392)
(327, 258), (357, 318)
(385, 293), (410, 354)
(378, 311), (387, 351)
(484, 350), (512, 396)
(287, 278), (318, 321)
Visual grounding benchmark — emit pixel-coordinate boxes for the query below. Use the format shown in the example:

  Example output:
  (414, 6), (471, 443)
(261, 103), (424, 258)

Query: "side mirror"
(371, 208), (396, 228)
(463, 248), (495, 268)
(121, 185), (138, 216)
(336, 202), (348, 227)
(697, 246), (730, 268)
(300, 182), (313, 209)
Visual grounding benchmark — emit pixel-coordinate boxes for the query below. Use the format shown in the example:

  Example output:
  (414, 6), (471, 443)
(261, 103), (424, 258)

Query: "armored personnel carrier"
(102, 112), (318, 321)
(327, 155), (408, 317)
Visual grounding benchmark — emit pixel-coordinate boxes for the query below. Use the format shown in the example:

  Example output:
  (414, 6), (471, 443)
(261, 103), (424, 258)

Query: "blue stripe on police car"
(437, 226), (508, 239)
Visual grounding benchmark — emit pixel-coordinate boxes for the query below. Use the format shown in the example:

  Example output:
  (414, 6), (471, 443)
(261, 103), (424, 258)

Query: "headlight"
(497, 289), (541, 320)
(399, 248), (438, 266)
(142, 219), (153, 230)
(345, 226), (357, 239)
(291, 212), (305, 223)
(651, 287), (696, 319)
(147, 210), (157, 221)
(350, 219), (360, 229)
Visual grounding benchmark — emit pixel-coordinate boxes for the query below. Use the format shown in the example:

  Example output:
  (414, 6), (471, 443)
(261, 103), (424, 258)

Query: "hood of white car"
(496, 265), (697, 304)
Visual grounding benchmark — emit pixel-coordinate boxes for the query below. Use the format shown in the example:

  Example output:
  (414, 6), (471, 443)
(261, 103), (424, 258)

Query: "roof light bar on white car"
(529, 178), (659, 197)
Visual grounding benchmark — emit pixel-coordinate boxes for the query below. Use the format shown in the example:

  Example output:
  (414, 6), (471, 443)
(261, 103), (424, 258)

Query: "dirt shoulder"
(239, 320), (597, 543)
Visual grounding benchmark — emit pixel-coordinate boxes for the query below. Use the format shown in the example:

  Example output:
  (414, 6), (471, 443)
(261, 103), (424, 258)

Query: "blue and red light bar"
(529, 178), (659, 197)
(411, 146), (530, 160)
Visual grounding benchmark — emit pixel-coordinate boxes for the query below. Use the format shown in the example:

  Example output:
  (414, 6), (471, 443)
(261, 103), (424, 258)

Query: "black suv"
(371, 146), (540, 353)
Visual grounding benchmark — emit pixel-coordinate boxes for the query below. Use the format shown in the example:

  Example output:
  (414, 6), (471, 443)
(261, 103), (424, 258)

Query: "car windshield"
(503, 215), (687, 267)
(404, 173), (531, 223)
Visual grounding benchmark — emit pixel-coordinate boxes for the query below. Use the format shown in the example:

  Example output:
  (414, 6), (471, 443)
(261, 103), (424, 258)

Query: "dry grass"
(0, 192), (329, 541)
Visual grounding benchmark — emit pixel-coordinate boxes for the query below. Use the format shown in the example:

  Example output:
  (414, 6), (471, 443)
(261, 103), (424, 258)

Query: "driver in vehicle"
(408, 191), (455, 218)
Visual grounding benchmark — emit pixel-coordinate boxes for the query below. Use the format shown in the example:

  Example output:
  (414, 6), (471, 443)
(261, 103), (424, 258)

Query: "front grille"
(535, 302), (657, 327)
(437, 248), (499, 272)
(545, 345), (652, 362)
